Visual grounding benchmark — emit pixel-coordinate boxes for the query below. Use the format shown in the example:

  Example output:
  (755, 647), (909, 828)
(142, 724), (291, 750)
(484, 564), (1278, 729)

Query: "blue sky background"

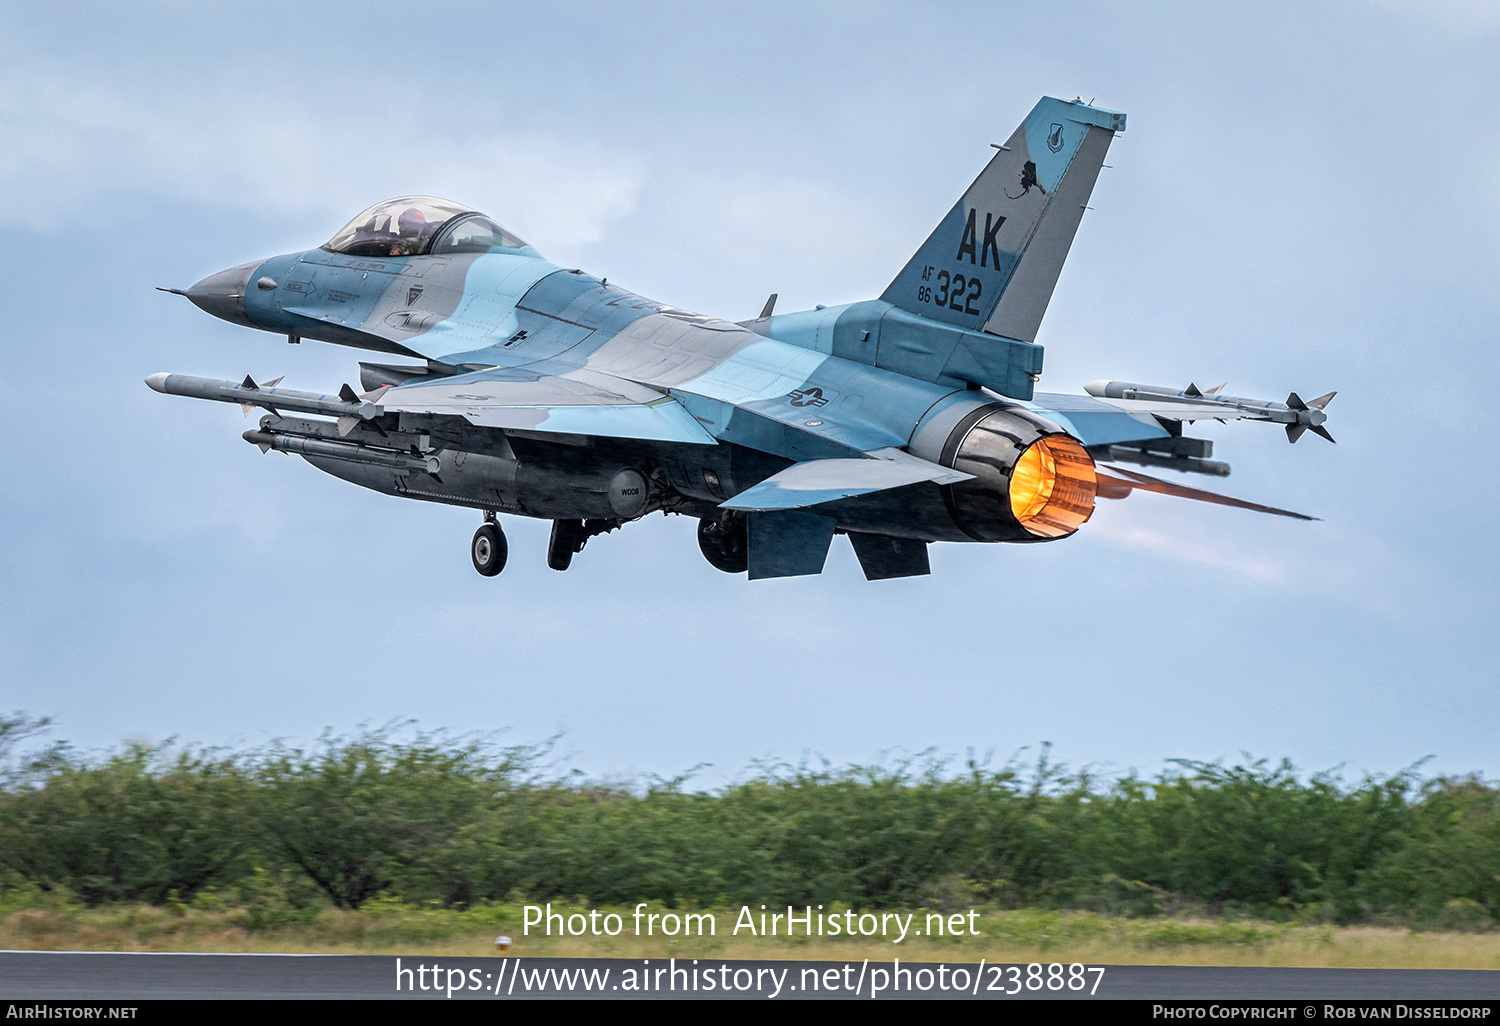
(1, 1), (1496, 784)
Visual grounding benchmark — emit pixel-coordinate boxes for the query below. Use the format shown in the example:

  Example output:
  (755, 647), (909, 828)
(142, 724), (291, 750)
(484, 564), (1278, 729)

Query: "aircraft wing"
(720, 448), (972, 511)
(376, 364), (717, 444)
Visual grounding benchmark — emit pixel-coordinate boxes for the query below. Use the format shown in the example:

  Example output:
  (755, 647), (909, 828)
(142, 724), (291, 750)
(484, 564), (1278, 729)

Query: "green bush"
(0, 714), (1495, 925)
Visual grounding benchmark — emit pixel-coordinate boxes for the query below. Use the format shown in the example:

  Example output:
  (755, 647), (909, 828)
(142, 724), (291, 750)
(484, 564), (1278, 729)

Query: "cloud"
(1365, 0), (1500, 33)
(0, 62), (644, 249)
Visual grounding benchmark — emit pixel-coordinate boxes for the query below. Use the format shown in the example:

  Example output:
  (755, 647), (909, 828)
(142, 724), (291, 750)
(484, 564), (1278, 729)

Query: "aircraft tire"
(547, 519), (579, 571)
(698, 514), (748, 574)
(471, 523), (507, 577)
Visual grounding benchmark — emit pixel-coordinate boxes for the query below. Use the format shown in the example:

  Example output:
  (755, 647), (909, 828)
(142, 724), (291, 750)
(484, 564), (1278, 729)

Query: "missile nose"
(145, 372), (171, 393)
(184, 260), (259, 327)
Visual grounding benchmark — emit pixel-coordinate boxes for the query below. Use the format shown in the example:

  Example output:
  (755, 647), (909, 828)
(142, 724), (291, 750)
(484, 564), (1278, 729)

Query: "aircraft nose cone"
(185, 260), (259, 327)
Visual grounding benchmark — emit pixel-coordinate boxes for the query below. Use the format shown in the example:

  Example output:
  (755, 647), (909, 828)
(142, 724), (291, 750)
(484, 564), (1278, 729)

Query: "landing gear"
(471, 521), (507, 576)
(547, 518), (623, 571)
(547, 519), (582, 571)
(698, 512), (748, 574)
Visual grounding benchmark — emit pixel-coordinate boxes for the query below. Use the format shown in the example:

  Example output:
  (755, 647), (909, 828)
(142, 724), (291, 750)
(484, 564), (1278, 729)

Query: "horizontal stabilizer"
(721, 450), (971, 511)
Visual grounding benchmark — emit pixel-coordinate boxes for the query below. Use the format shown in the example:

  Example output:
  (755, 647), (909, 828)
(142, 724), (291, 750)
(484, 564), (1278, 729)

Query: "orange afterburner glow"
(1008, 435), (1098, 537)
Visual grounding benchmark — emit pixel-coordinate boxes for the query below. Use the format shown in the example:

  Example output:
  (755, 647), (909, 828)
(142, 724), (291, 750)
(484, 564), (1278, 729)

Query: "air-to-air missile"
(1085, 380), (1337, 444)
(146, 372), (441, 475)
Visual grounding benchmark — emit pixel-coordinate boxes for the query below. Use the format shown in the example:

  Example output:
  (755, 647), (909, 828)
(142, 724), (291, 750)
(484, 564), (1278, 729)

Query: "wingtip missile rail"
(1084, 379), (1336, 443)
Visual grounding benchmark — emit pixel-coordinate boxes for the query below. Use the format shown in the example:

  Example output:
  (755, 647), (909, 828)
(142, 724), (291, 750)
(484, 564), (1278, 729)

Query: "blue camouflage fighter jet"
(152, 97), (1334, 581)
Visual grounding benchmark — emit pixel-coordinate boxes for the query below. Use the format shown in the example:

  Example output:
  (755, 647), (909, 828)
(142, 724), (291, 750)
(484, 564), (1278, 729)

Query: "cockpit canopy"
(324, 196), (529, 258)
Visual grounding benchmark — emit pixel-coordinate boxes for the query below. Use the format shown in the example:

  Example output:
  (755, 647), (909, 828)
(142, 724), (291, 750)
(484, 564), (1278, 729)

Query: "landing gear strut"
(547, 518), (621, 571)
(471, 514), (508, 577)
(697, 511), (748, 574)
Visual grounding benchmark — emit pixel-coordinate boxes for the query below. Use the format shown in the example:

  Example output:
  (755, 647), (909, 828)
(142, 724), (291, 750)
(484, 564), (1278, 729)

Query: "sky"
(1, 0), (1497, 786)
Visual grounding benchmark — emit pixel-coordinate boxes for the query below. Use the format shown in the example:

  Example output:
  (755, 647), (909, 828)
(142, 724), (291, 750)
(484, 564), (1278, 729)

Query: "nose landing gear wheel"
(471, 523), (507, 576)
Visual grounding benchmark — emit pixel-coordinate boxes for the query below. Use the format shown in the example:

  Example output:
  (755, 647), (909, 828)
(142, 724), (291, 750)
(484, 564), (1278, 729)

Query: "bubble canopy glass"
(324, 196), (529, 257)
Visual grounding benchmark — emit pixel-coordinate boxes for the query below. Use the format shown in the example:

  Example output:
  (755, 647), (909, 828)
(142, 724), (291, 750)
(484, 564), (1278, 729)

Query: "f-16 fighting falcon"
(151, 97), (1334, 581)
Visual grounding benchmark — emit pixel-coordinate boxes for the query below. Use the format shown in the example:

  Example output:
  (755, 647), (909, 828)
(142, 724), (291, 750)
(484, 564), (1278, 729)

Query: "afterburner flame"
(1008, 436), (1098, 538)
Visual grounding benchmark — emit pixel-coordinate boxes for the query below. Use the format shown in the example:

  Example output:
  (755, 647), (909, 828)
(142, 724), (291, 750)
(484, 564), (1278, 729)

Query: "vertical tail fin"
(880, 97), (1124, 342)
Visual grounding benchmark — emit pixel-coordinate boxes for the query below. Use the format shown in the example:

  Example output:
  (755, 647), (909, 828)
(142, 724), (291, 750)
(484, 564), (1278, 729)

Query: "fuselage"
(156, 103), (1324, 580)
(184, 236), (1085, 544)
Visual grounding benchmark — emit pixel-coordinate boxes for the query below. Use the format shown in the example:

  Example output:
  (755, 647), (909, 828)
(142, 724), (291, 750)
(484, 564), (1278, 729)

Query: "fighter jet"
(150, 97), (1333, 581)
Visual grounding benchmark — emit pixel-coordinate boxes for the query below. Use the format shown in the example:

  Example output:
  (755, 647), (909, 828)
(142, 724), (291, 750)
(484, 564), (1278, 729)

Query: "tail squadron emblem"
(1046, 122), (1065, 153)
(1006, 160), (1047, 199)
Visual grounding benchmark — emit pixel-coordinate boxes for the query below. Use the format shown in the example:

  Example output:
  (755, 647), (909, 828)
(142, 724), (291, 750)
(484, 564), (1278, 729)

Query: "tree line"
(1, 715), (1495, 926)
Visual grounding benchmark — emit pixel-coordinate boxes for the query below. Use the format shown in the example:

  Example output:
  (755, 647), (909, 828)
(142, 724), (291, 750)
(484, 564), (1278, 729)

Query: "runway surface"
(1, 951), (1497, 1001)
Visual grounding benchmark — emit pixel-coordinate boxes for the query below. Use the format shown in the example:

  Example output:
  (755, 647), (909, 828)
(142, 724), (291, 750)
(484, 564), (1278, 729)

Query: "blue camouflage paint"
(1025, 392), (1170, 446)
(881, 201), (1016, 332)
(158, 95), (1325, 584)
(760, 303), (843, 354)
(765, 299), (1042, 400)
(286, 253), (414, 337)
(667, 336), (962, 455)
(874, 96), (1123, 384)
(491, 401), (714, 443)
(398, 253), (563, 361)
(433, 272), (667, 370)
(241, 252), (314, 334)
(720, 456), (957, 511)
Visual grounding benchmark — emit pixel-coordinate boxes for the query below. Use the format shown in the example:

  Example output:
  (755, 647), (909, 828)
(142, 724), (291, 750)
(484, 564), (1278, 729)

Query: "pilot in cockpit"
(345, 208), (433, 256)
(324, 197), (530, 258)
(388, 208), (435, 255)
